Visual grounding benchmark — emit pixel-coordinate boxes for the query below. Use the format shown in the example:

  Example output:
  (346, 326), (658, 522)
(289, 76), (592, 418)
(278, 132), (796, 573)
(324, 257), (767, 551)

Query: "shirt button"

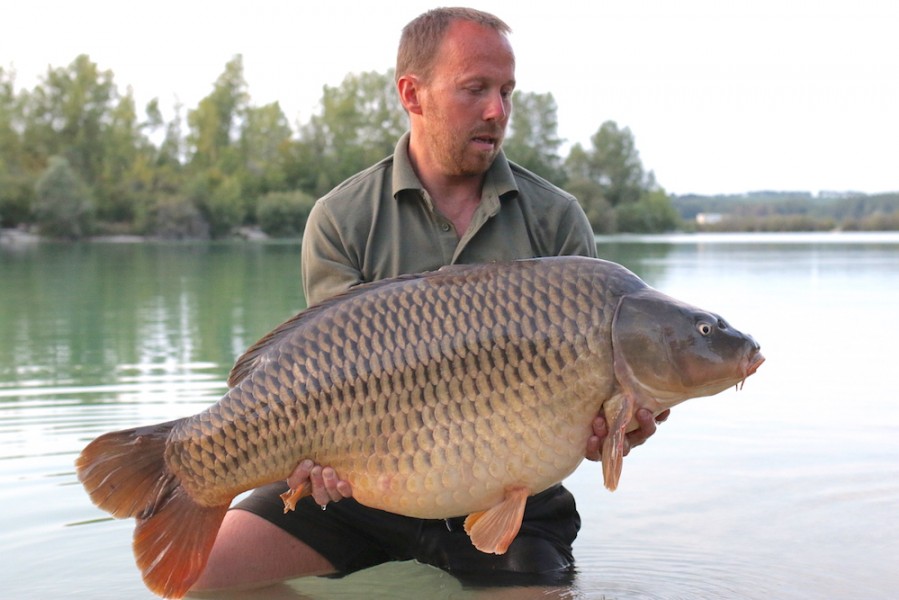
(440, 222), (451, 232)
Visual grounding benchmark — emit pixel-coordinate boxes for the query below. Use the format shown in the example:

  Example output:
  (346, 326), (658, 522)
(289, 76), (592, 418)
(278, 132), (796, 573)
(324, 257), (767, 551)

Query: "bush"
(204, 177), (245, 238)
(842, 212), (899, 231)
(0, 170), (34, 228)
(138, 194), (210, 239)
(615, 190), (682, 233)
(33, 156), (95, 239)
(188, 170), (246, 238)
(256, 190), (316, 237)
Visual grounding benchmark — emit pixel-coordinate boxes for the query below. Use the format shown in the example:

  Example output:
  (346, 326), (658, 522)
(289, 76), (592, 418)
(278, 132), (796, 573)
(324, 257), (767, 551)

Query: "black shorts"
(234, 482), (581, 587)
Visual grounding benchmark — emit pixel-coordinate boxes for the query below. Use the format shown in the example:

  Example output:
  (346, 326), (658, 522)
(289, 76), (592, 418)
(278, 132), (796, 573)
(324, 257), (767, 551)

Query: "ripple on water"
(0, 365), (228, 465)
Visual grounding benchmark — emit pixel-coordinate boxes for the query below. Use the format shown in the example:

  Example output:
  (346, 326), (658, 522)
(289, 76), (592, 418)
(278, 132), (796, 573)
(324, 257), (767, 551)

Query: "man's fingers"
(584, 415), (607, 462)
(592, 415), (608, 438)
(626, 408), (661, 452)
(585, 434), (601, 462)
(287, 458), (314, 490)
(321, 467), (344, 503)
(286, 460), (354, 507)
(335, 479), (353, 498)
(309, 465), (330, 506)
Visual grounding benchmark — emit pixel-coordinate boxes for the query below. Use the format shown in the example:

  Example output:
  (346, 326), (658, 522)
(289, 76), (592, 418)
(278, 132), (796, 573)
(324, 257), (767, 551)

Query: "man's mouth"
(471, 135), (498, 150)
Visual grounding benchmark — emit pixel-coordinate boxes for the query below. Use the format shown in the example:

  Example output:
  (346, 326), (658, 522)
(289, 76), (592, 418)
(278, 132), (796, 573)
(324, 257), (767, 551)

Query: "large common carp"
(76, 257), (763, 598)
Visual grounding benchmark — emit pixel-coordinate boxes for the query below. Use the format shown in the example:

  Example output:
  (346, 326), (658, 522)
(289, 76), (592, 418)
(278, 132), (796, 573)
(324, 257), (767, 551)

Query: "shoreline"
(6, 228), (899, 249)
(0, 226), (273, 246)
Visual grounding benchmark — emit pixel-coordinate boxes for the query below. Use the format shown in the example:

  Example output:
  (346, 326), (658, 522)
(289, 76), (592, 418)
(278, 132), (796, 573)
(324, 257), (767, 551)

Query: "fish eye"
(697, 321), (714, 336)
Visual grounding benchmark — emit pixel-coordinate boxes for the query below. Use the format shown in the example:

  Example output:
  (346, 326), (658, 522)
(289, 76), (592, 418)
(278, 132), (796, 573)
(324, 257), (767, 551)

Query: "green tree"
(502, 91), (566, 183)
(147, 99), (187, 194)
(184, 56), (251, 236)
(565, 121), (646, 208)
(96, 89), (145, 224)
(187, 55), (248, 172)
(295, 69), (406, 196)
(16, 55), (158, 227)
(564, 120), (678, 233)
(22, 55), (115, 187)
(0, 66), (32, 226)
(239, 102), (293, 203)
(33, 156), (95, 238)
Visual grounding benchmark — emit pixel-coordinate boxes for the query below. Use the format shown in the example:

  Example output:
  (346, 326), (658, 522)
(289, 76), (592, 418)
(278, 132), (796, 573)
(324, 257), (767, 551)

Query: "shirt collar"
(391, 131), (520, 203)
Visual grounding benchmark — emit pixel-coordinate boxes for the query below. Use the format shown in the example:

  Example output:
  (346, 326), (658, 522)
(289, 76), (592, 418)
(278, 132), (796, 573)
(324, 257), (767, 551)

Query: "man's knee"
(191, 509), (335, 591)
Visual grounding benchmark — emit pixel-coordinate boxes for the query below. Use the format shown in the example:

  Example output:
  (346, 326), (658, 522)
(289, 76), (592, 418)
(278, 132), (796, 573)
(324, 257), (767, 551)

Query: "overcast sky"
(3, 0), (897, 195)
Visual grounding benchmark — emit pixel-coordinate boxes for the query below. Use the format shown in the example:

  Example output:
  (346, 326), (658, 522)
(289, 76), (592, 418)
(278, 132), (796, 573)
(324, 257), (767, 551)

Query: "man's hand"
(287, 459), (353, 507)
(585, 408), (670, 461)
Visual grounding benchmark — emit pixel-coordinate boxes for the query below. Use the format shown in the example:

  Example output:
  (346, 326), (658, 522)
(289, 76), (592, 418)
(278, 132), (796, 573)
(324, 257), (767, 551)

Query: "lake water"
(1, 233), (897, 599)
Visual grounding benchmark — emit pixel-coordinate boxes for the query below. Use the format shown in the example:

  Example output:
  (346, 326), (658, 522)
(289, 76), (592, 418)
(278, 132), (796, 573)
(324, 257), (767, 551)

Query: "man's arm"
(301, 200), (364, 308)
(555, 196), (599, 259)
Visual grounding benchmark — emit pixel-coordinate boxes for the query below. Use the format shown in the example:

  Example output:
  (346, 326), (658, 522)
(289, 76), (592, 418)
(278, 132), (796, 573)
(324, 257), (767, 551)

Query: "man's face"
(418, 21), (516, 177)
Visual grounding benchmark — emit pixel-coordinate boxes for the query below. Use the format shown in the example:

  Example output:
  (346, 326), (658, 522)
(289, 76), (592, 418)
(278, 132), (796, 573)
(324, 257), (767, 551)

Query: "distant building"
(695, 212), (724, 225)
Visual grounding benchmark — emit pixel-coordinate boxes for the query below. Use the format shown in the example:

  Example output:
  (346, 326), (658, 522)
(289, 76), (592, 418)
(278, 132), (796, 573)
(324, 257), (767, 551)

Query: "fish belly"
(310, 327), (612, 518)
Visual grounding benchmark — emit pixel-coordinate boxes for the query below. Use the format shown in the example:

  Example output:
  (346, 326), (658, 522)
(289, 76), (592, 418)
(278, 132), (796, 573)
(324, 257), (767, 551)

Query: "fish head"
(612, 288), (765, 409)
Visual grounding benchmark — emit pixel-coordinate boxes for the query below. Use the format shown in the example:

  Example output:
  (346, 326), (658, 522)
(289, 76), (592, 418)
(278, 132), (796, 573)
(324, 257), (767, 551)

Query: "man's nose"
(484, 92), (508, 121)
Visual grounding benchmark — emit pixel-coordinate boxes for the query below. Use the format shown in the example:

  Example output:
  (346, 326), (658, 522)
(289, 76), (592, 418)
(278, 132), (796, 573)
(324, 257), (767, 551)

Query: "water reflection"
(1, 234), (898, 599)
(0, 242), (305, 394)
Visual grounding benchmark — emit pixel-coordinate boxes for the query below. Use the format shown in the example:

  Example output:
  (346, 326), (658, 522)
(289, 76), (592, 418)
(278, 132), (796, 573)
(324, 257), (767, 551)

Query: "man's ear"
(397, 75), (424, 115)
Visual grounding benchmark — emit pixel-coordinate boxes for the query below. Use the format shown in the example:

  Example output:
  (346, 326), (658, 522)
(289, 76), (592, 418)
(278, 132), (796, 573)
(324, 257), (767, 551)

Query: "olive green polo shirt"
(300, 132), (597, 307)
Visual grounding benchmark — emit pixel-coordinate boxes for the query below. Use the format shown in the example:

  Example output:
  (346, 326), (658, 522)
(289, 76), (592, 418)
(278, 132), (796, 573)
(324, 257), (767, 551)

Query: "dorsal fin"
(226, 272), (427, 387)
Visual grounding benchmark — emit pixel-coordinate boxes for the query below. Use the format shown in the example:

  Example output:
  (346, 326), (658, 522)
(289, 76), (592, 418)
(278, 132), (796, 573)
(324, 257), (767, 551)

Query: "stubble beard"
(427, 122), (504, 178)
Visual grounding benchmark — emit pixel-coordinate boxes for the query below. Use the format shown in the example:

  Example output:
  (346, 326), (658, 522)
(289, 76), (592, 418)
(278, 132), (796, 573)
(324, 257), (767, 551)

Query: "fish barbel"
(76, 256), (764, 598)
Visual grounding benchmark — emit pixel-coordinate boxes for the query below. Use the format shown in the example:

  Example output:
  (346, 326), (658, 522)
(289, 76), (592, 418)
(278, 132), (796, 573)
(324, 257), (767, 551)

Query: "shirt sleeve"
(300, 200), (364, 307)
(555, 197), (599, 259)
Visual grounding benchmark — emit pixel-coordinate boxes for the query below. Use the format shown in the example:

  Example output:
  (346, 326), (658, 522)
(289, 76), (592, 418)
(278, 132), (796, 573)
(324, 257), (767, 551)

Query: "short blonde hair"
(396, 7), (512, 84)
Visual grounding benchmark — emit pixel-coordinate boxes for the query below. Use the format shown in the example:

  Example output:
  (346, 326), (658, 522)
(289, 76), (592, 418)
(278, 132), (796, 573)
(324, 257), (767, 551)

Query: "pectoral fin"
(280, 481), (311, 513)
(602, 392), (634, 491)
(463, 486), (530, 554)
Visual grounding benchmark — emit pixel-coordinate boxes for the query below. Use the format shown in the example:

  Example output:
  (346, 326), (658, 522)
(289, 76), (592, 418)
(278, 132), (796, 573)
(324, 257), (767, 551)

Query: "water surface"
(1, 233), (897, 599)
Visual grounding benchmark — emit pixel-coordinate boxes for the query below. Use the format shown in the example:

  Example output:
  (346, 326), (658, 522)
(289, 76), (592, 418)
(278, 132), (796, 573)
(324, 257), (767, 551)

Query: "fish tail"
(76, 421), (229, 599)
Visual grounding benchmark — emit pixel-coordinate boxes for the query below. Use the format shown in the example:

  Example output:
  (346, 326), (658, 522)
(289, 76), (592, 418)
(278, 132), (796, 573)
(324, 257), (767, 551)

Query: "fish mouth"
(737, 351), (765, 390)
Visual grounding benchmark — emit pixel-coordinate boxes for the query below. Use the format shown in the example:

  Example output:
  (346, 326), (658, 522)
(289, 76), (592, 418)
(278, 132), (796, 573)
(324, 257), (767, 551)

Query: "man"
(193, 7), (666, 591)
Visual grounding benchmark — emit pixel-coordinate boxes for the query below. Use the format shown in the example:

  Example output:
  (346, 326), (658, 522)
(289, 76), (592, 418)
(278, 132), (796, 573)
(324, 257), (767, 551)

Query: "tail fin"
(76, 421), (229, 598)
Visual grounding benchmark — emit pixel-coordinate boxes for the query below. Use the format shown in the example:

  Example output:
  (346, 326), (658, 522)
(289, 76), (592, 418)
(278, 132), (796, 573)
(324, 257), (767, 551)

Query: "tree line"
(674, 191), (899, 232)
(1, 54), (678, 240)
